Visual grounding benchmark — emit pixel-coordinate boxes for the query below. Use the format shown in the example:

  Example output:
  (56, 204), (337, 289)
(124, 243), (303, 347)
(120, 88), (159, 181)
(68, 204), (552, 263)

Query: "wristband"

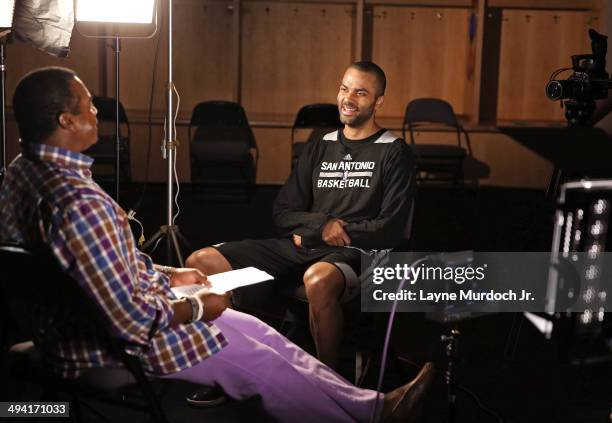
(183, 296), (199, 323)
(192, 294), (205, 321)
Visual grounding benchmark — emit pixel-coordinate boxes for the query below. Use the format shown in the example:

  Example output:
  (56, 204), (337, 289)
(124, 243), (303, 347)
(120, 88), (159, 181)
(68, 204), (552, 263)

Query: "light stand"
(73, 31), (124, 202)
(0, 38), (7, 185)
(112, 35), (121, 201)
(75, 0), (157, 203)
(0, 0), (14, 185)
(80, 35), (124, 202)
(141, 0), (190, 266)
(441, 326), (460, 423)
(81, 34), (125, 202)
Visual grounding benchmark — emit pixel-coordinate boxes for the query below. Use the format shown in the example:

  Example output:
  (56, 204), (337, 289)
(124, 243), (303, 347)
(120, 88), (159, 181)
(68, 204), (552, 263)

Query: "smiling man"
(187, 61), (416, 369)
(0, 66), (434, 423)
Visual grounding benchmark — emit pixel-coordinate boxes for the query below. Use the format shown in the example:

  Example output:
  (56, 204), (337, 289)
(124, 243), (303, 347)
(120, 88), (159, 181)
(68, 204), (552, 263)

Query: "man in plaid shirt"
(0, 67), (432, 423)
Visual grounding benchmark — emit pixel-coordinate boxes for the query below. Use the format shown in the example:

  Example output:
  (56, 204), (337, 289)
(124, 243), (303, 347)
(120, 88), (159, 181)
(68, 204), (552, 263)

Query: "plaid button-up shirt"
(0, 143), (227, 378)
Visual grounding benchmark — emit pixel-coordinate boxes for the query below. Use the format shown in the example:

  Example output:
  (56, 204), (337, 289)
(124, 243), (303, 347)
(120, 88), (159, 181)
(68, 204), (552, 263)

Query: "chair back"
(0, 243), (34, 281)
(92, 96), (130, 139)
(0, 243), (169, 422)
(188, 101), (257, 194)
(93, 96), (130, 125)
(293, 103), (342, 129)
(403, 98), (458, 127)
(190, 101), (249, 127)
(189, 101), (256, 149)
(84, 96), (131, 182)
(0, 244), (39, 344)
(402, 98), (472, 155)
(0, 243), (126, 366)
(292, 103), (342, 144)
(0, 243), (66, 306)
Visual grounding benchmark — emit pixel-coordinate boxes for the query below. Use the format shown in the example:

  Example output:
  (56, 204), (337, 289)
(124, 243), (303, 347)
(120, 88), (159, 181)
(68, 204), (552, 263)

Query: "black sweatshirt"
(273, 129), (416, 250)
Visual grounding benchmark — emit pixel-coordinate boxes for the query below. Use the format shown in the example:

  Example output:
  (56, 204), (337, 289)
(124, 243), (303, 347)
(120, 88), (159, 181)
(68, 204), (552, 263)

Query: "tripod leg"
(165, 236), (173, 268)
(546, 167), (563, 200)
(169, 229), (184, 267)
(142, 228), (166, 251)
(174, 227), (193, 252)
(442, 326), (460, 423)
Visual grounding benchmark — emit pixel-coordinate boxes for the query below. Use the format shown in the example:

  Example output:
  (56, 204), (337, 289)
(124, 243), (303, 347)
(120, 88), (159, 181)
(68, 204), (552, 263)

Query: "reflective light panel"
(76, 0), (155, 24)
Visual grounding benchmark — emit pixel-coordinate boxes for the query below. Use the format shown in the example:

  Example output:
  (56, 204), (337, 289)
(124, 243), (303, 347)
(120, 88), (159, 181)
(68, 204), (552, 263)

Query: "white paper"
(171, 267), (274, 297)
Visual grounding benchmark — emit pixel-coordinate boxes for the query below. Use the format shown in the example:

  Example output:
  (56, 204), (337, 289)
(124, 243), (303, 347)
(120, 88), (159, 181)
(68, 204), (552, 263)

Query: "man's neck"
(44, 135), (79, 153)
(342, 121), (382, 141)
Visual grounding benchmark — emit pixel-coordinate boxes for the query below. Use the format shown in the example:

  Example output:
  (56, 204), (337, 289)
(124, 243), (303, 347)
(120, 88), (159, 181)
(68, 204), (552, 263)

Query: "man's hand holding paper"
(171, 267), (274, 297)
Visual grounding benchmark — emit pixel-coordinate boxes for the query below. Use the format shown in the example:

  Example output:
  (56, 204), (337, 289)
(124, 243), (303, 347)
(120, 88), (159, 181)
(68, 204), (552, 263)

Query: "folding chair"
(402, 98), (472, 187)
(84, 96), (131, 183)
(188, 101), (258, 199)
(291, 103), (342, 166)
(0, 243), (170, 423)
(280, 202), (415, 385)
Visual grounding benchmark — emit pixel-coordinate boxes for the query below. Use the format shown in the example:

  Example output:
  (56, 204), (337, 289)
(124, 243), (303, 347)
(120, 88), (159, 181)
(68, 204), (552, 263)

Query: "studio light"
(76, 0), (183, 264)
(0, 0), (15, 29)
(1, 0), (15, 183)
(75, 0), (157, 201)
(76, 0), (155, 24)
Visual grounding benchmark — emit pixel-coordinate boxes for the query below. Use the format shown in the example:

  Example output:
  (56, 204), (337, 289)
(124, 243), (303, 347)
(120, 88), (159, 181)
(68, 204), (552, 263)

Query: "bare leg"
(185, 247), (233, 275)
(303, 262), (345, 369)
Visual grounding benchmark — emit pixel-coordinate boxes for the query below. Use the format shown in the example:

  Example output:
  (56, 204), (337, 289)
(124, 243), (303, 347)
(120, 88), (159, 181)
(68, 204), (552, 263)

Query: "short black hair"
(349, 61), (386, 97)
(13, 66), (80, 145)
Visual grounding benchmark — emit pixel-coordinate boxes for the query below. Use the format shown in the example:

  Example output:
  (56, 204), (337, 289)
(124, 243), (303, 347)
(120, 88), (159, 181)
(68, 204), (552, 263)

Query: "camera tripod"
(142, 223), (190, 267)
(441, 326), (460, 423)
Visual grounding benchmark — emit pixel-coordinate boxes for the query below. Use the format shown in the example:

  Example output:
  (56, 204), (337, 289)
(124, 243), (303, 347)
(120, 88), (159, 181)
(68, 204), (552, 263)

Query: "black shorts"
(214, 238), (365, 302)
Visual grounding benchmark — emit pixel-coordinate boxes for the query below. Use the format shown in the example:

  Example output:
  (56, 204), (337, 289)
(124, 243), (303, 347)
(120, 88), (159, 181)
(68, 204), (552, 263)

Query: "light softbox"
(12, 0), (74, 57)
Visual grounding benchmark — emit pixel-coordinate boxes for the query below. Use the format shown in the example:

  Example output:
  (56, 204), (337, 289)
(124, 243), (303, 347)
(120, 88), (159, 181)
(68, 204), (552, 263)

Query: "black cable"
(548, 67), (573, 83)
(369, 256), (429, 423)
(130, 7), (164, 215)
(503, 313), (525, 361)
(503, 314), (519, 360)
(509, 314), (524, 359)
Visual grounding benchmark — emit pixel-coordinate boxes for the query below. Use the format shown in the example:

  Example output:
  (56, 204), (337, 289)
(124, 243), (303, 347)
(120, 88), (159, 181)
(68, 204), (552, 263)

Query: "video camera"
(546, 29), (612, 126)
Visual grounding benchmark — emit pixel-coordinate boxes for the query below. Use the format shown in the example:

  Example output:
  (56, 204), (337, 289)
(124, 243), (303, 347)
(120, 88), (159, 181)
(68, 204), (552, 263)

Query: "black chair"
(1, 242), (278, 422)
(188, 101), (258, 199)
(291, 104), (342, 165)
(280, 203), (415, 385)
(84, 96), (131, 183)
(402, 98), (472, 187)
(0, 243), (170, 423)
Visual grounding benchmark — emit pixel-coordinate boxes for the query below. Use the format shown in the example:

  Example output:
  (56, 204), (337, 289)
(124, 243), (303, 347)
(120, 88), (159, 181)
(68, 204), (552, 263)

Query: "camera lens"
(546, 81), (564, 100)
(546, 79), (586, 101)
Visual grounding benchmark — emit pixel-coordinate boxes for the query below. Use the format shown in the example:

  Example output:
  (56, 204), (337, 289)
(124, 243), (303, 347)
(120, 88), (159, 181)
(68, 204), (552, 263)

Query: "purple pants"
(165, 309), (382, 423)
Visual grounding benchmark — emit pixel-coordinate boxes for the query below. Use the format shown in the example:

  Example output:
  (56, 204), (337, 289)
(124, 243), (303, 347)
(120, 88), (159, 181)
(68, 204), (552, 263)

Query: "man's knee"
(185, 247), (232, 275)
(303, 262), (344, 307)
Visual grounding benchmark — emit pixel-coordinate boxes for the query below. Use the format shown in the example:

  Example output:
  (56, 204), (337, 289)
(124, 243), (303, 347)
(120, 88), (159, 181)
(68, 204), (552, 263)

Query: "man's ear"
(57, 112), (73, 131)
(375, 95), (385, 109)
